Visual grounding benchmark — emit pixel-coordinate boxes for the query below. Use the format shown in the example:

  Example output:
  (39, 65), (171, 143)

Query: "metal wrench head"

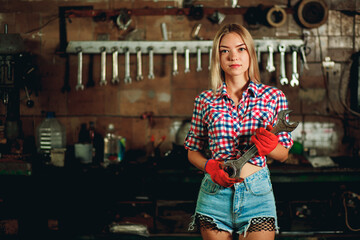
(290, 74), (299, 87)
(280, 77), (288, 85)
(75, 84), (84, 91)
(272, 109), (299, 134)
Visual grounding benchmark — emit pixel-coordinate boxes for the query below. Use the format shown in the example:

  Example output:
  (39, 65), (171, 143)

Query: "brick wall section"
(1, 0), (360, 157)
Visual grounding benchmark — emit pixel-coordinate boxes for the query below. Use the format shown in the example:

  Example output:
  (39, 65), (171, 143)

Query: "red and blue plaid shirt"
(184, 81), (293, 167)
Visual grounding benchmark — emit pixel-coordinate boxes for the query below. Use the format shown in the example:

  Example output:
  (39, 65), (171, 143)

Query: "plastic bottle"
(104, 124), (125, 164)
(36, 112), (66, 157)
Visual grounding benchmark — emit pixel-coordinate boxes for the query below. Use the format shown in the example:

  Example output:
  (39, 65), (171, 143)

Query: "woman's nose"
(229, 50), (238, 60)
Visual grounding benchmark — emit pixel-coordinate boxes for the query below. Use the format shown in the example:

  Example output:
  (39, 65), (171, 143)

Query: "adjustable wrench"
(266, 45), (275, 72)
(148, 46), (155, 79)
(290, 46), (299, 87)
(100, 47), (107, 86)
(111, 47), (120, 84)
(279, 44), (288, 85)
(75, 47), (84, 91)
(223, 109), (299, 179)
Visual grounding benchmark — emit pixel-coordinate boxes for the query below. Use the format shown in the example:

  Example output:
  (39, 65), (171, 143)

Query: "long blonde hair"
(209, 23), (260, 92)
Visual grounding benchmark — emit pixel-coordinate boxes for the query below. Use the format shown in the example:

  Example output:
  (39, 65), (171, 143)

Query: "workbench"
(0, 156), (359, 240)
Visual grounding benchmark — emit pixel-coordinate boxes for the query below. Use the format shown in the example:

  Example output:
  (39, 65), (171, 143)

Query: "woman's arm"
(268, 143), (289, 162)
(188, 150), (208, 172)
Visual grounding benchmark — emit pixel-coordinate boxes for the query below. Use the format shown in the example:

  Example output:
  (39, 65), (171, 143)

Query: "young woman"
(184, 23), (294, 240)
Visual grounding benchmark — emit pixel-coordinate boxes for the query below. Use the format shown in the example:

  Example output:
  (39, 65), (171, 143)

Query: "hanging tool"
(184, 47), (190, 73)
(148, 46), (155, 79)
(266, 45), (276, 72)
(223, 109), (299, 179)
(115, 9), (132, 30)
(191, 23), (203, 40)
(161, 23), (168, 40)
(24, 86), (34, 108)
(196, 47), (202, 72)
(299, 45), (310, 70)
(124, 47), (132, 84)
(172, 47), (179, 76)
(279, 44), (288, 85)
(290, 46), (299, 87)
(136, 47), (143, 81)
(111, 47), (120, 84)
(100, 47), (107, 86)
(75, 47), (84, 91)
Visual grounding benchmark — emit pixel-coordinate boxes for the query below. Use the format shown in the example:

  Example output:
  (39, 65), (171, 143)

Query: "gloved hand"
(205, 159), (243, 188)
(251, 125), (278, 156)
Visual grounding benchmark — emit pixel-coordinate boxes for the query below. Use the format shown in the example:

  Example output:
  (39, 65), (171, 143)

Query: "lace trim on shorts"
(188, 214), (276, 234)
(189, 213), (227, 232)
(247, 217), (275, 232)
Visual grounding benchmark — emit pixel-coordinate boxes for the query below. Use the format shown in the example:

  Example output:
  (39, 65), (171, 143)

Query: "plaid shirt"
(184, 81), (293, 167)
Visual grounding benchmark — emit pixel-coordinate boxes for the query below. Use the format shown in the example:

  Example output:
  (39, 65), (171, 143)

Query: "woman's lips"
(230, 64), (241, 68)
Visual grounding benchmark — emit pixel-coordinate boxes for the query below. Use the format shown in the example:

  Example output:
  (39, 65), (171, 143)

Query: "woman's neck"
(225, 76), (249, 105)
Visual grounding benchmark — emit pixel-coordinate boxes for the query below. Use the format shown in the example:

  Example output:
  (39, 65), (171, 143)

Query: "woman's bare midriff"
(239, 162), (263, 179)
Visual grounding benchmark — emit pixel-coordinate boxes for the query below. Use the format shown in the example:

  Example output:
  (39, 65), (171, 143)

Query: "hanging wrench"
(136, 47), (143, 81)
(279, 44), (288, 85)
(75, 47), (84, 91)
(290, 46), (299, 87)
(99, 47), (107, 86)
(124, 47), (132, 84)
(196, 47), (202, 72)
(172, 47), (179, 76)
(223, 109), (299, 179)
(299, 45), (309, 70)
(184, 47), (190, 73)
(148, 46), (155, 79)
(266, 45), (275, 72)
(208, 46), (212, 70)
(111, 47), (120, 84)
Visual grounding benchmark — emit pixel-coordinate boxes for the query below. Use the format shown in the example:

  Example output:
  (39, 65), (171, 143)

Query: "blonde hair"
(209, 23), (260, 92)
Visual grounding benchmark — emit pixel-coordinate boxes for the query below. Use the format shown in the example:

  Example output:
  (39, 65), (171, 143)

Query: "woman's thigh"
(238, 230), (275, 240)
(201, 228), (233, 240)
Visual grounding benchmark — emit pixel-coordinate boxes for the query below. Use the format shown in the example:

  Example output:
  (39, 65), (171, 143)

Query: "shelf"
(66, 39), (305, 54)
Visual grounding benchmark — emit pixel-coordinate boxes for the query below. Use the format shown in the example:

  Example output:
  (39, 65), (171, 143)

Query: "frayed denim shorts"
(189, 166), (278, 236)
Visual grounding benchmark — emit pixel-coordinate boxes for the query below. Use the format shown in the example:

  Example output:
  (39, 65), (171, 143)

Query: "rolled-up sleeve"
(184, 95), (208, 151)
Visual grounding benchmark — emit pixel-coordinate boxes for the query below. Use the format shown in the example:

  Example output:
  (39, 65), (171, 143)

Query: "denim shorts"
(189, 166), (278, 236)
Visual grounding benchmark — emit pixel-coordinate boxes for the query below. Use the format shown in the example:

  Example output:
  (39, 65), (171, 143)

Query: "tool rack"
(66, 39), (305, 54)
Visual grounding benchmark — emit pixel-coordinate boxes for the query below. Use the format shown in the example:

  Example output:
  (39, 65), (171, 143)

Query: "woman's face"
(219, 32), (250, 80)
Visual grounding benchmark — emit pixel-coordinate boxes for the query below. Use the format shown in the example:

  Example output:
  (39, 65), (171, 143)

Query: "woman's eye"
(220, 49), (229, 53)
(239, 47), (247, 51)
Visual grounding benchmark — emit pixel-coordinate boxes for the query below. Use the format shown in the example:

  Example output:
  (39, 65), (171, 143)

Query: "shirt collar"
(214, 81), (258, 100)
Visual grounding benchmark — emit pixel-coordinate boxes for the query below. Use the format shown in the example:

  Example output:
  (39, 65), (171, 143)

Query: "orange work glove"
(251, 125), (278, 156)
(205, 159), (243, 188)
